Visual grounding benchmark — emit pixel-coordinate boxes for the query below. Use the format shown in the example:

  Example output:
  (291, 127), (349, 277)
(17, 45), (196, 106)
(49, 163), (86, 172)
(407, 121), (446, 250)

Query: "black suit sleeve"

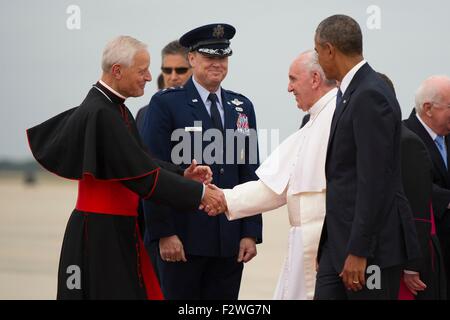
(121, 167), (203, 211)
(432, 184), (450, 220)
(347, 89), (398, 256)
(153, 158), (185, 176)
(401, 127), (432, 272)
(138, 143), (189, 238)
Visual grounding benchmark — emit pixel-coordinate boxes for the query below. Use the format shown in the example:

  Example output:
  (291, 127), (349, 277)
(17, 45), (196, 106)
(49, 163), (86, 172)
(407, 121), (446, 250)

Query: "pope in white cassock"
(212, 50), (337, 299)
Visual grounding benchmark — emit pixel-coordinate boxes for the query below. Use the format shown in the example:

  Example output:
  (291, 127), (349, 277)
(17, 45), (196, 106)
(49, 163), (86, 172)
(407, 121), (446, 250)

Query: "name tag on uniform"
(185, 126), (203, 132)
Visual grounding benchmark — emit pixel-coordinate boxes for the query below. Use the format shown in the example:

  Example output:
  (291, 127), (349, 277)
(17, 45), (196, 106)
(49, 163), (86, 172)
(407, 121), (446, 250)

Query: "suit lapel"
(327, 91), (349, 149)
(326, 63), (372, 154)
(185, 78), (214, 131)
(446, 136), (450, 177)
(406, 112), (450, 184)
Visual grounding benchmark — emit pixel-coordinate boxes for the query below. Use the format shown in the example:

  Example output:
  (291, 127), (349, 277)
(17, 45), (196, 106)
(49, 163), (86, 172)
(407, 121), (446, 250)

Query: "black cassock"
(400, 125), (446, 299)
(27, 82), (203, 299)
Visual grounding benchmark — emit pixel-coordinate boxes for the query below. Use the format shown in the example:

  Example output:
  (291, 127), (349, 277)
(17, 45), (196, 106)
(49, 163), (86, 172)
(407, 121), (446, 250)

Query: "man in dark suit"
(403, 75), (450, 297)
(313, 15), (420, 299)
(140, 23), (262, 300)
(377, 72), (446, 299)
(400, 125), (447, 299)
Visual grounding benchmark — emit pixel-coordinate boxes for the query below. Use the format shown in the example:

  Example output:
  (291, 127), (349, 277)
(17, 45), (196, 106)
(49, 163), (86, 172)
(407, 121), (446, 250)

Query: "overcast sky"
(1, 0), (449, 160)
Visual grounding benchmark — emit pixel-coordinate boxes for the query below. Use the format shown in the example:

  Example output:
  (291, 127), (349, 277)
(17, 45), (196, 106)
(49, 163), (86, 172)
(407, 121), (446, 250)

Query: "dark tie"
(336, 88), (343, 109)
(208, 93), (224, 132)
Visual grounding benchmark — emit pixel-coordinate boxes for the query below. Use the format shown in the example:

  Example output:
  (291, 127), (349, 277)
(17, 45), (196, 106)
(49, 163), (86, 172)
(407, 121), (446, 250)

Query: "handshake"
(200, 184), (227, 216)
(183, 159), (227, 216)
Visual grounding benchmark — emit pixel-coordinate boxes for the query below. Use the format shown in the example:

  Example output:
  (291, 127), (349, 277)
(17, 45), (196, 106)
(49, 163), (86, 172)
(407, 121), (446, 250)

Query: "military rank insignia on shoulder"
(158, 86), (184, 95)
(225, 89), (247, 98)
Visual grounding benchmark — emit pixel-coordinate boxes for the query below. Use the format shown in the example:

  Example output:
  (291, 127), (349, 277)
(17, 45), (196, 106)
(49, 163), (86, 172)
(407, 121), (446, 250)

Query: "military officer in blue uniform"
(140, 23), (263, 299)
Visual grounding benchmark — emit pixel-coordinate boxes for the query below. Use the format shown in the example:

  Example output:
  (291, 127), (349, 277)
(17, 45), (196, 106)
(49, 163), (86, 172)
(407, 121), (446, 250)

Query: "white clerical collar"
(339, 59), (367, 96)
(192, 76), (223, 107)
(99, 79), (127, 100)
(416, 112), (439, 141)
(308, 87), (338, 118)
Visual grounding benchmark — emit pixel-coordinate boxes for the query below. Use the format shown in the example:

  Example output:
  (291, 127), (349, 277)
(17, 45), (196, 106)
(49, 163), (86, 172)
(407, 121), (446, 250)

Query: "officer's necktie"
(208, 93), (224, 132)
(336, 88), (343, 110)
(435, 135), (448, 169)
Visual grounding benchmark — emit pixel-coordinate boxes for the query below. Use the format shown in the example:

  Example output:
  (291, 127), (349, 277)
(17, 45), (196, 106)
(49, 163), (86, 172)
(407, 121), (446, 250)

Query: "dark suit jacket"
(140, 77), (262, 257)
(403, 111), (450, 230)
(403, 110), (450, 297)
(318, 63), (420, 271)
(300, 113), (310, 129)
(400, 125), (432, 273)
(135, 105), (148, 134)
(400, 124), (446, 299)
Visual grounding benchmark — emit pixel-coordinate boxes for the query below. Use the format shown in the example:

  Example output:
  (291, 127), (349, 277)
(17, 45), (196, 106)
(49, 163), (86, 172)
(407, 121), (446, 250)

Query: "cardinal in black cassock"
(27, 72), (209, 298)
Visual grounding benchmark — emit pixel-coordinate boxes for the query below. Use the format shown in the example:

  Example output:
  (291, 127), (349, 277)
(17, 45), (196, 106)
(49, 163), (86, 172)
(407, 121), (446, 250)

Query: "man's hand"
(199, 184), (227, 216)
(238, 237), (257, 263)
(159, 235), (187, 262)
(339, 254), (367, 291)
(184, 159), (213, 184)
(403, 272), (427, 296)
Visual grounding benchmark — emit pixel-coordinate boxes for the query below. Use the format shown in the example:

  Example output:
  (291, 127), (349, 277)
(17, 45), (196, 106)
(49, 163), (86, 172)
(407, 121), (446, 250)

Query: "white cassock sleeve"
(223, 180), (287, 221)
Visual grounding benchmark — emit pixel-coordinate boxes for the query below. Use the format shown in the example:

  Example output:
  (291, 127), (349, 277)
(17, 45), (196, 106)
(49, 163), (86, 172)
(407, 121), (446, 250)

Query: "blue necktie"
(208, 93), (223, 132)
(435, 135), (447, 169)
(335, 88), (343, 113)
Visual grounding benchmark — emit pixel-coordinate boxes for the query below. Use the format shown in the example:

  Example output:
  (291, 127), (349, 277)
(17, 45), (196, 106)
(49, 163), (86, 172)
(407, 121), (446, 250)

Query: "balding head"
(415, 75), (450, 136)
(288, 50), (336, 111)
(415, 76), (450, 114)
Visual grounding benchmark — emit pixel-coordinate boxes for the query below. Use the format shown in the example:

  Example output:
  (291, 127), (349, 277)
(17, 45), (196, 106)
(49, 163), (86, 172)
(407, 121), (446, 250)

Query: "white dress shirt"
(416, 113), (438, 141)
(339, 59), (367, 95)
(192, 76), (225, 127)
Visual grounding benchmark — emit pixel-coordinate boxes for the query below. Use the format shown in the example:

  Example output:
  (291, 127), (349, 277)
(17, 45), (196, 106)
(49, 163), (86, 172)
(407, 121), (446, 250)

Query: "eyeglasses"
(161, 67), (190, 75)
(432, 101), (450, 109)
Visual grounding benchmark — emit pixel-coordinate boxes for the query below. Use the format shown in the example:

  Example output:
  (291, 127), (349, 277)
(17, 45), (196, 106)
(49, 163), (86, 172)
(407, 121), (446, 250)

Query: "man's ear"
(423, 102), (433, 117)
(111, 64), (122, 79)
(311, 71), (321, 89)
(325, 42), (335, 59)
(188, 52), (196, 68)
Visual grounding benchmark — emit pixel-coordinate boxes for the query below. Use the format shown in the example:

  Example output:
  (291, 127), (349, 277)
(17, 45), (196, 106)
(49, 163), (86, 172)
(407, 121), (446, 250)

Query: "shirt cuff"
(201, 184), (205, 200)
(404, 270), (419, 275)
